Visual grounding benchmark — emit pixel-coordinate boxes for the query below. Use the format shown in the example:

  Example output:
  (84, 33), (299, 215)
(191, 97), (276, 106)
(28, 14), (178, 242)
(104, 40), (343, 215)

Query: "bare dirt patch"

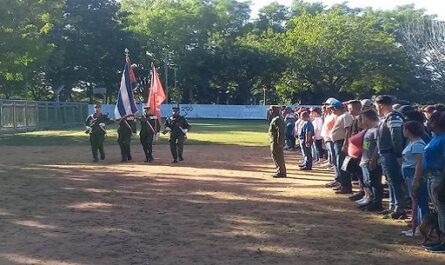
(0, 145), (443, 265)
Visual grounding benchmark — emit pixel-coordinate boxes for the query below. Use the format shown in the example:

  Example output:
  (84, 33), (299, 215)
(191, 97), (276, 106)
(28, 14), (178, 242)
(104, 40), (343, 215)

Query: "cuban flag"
(114, 58), (139, 119)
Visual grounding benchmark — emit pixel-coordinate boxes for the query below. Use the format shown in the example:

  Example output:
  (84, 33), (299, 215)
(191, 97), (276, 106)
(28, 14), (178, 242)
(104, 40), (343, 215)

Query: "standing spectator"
(311, 107), (324, 163)
(330, 99), (354, 194)
(284, 107), (297, 150)
(423, 111), (445, 252)
(401, 121), (428, 237)
(374, 95), (407, 219)
(360, 109), (384, 212)
(299, 111), (314, 170)
(345, 100), (365, 200)
(322, 101), (339, 187)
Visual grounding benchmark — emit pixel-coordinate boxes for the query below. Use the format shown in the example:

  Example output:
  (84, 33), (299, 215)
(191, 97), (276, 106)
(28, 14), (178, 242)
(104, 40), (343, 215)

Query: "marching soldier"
(85, 104), (112, 162)
(269, 105), (287, 178)
(163, 107), (191, 163)
(138, 106), (161, 162)
(117, 114), (136, 162)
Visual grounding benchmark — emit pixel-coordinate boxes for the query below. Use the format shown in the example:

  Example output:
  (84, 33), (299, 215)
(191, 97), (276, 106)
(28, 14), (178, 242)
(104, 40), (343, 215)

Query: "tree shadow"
(0, 147), (443, 265)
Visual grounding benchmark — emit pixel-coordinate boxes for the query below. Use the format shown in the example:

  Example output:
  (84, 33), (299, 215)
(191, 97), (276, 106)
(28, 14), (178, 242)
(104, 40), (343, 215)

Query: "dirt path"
(0, 145), (443, 265)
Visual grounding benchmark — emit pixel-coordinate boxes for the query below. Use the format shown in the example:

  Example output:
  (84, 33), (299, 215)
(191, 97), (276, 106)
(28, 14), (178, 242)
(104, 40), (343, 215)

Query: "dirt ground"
(0, 144), (443, 265)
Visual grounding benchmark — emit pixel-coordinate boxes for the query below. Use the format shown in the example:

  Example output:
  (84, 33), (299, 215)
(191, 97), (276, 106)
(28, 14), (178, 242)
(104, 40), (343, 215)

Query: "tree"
(0, 0), (64, 99)
(44, 0), (133, 102)
(401, 18), (445, 98)
(254, 2), (290, 33)
(275, 11), (413, 103)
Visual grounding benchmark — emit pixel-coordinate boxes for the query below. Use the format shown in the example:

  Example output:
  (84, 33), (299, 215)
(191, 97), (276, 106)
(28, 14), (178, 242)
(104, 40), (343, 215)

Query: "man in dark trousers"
(139, 106), (161, 162)
(268, 105), (287, 178)
(163, 107), (191, 163)
(85, 104), (112, 162)
(117, 114), (136, 162)
(375, 95), (407, 219)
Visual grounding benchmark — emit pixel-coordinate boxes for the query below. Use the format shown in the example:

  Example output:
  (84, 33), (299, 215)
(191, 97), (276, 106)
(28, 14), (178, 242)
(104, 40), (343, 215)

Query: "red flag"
(148, 64), (166, 121)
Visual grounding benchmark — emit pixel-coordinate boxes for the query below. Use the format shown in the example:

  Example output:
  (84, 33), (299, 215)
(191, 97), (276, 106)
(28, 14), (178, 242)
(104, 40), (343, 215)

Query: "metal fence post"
(12, 101), (16, 132)
(0, 100), (3, 131)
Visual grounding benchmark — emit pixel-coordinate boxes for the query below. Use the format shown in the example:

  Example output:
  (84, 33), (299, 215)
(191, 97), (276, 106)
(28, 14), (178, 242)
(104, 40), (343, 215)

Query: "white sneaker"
(401, 229), (420, 237)
(355, 197), (368, 204)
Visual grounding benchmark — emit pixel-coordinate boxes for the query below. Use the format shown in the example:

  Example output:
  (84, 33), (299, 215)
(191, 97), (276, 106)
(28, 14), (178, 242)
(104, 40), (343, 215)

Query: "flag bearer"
(139, 106), (161, 162)
(117, 114), (136, 162)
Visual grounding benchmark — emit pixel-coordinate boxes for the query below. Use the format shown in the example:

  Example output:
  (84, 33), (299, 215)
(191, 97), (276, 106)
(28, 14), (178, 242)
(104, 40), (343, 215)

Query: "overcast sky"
(248, 0), (445, 20)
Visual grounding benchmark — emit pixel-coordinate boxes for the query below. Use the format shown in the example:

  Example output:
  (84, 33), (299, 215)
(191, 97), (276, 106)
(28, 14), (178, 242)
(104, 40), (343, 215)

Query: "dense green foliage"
(1, 0), (443, 104)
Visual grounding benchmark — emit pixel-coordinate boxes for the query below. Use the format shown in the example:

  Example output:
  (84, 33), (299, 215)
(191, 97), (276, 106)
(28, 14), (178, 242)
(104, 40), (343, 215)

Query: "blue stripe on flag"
(124, 63), (138, 114)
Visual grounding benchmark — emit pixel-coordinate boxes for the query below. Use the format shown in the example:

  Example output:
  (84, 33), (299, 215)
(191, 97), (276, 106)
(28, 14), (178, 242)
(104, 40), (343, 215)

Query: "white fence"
(0, 100), (88, 133)
(89, 104), (271, 120)
(89, 104), (320, 120)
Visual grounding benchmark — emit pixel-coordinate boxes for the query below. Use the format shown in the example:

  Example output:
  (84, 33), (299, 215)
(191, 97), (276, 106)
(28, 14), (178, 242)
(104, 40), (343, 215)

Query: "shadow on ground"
(0, 145), (442, 265)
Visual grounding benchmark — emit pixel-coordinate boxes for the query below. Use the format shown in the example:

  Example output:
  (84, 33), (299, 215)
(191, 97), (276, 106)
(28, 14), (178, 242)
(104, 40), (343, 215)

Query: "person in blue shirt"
(299, 111), (314, 170)
(423, 111), (445, 253)
(401, 121), (428, 237)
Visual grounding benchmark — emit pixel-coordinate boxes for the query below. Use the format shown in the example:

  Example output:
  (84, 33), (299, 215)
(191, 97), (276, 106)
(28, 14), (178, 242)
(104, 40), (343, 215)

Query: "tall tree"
(0, 0), (64, 99)
(45, 0), (133, 102)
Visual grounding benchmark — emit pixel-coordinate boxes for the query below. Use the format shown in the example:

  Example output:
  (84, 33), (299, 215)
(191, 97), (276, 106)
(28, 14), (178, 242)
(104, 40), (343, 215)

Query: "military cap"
(94, 104), (101, 108)
(172, 107), (179, 111)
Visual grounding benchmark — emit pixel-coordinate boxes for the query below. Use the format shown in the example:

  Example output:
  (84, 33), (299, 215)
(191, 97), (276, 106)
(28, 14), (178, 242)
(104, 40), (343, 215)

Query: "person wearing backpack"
(374, 95), (407, 219)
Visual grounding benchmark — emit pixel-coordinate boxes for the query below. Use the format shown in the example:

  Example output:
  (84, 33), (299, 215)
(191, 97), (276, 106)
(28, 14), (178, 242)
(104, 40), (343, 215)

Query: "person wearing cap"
(268, 105), (287, 178)
(330, 99), (354, 194)
(374, 95), (407, 219)
(117, 113), (136, 162)
(84, 104), (113, 162)
(361, 99), (374, 111)
(163, 107), (191, 163)
(138, 106), (161, 162)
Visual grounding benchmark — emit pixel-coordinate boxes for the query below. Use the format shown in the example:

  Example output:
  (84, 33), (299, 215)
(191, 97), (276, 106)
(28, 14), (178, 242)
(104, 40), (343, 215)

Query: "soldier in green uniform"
(85, 104), (112, 162)
(268, 105), (287, 178)
(163, 107), (191, 163)
(117, 114), (136, 162)
(138, 106), (161, 162)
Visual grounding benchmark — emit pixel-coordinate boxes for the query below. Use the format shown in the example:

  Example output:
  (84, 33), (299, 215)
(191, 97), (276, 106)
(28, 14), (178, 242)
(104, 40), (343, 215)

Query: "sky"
(249, 0), (445, 20)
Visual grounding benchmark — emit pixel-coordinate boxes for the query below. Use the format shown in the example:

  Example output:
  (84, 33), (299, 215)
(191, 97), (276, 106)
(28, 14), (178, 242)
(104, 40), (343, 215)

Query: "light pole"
(263, 86), (267, 105)
(163, 50), (169, 103)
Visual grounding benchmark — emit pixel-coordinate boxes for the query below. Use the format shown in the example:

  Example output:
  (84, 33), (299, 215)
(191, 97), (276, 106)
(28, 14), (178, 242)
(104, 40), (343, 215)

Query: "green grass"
(0, 119), (269, 147)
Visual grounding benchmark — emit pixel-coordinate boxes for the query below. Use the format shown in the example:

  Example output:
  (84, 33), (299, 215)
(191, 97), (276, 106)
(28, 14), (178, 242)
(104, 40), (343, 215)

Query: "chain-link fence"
(0, 100), (88, 134)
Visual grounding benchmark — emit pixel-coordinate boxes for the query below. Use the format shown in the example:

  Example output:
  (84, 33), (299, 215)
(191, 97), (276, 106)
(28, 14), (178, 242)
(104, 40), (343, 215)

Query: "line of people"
(268, 96), (445, 253)
(85, 104), (191, 164)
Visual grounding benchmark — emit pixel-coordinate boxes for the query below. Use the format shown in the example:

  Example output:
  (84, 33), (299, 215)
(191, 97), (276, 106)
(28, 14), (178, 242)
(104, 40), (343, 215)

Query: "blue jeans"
(301, 141), (313, 169)
(380, 153), (405, 212)
(285, 123), (295, 148)
(325, 141), (337, 181)
(402, 167), (429, 228)
(334, 140), (351, 190)
(426, 171), (445, 232)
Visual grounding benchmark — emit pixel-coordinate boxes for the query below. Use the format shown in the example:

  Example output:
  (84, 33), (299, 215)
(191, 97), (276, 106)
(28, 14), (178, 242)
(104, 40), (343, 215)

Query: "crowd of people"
(268, 96), (445, 253)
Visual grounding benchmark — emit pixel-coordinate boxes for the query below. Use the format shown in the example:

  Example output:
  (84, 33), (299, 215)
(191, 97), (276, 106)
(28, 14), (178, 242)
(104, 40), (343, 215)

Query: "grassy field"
(0, 119), (269, 146)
